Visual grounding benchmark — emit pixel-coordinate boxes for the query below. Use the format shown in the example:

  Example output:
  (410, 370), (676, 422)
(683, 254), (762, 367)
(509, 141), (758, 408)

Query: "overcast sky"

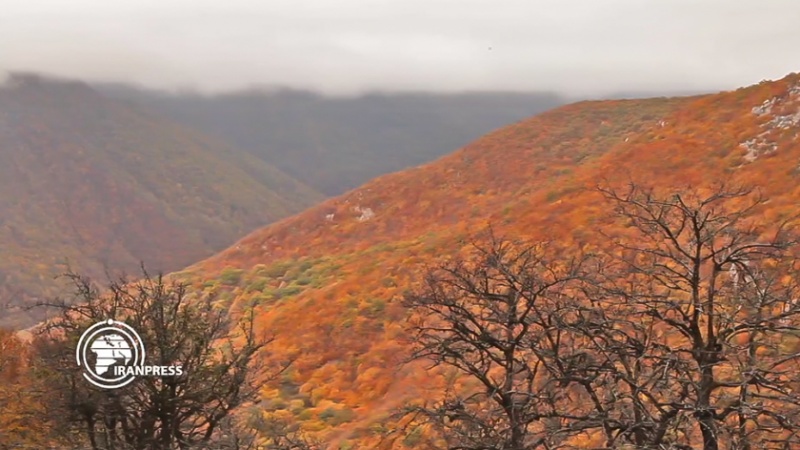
(1, 0), (798, 95)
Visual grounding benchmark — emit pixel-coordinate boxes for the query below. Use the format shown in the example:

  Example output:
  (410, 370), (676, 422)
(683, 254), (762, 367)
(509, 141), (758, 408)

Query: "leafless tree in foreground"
(31, 268), (290, 450)
(591, 183), (800, 450)
(401, 235), (597, 449)
(210, 416), (322, 450)
(402, 184), (800, 450)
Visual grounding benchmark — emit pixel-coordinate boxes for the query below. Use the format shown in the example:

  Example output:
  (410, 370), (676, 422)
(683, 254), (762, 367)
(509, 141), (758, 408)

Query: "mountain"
(96, 85), (567, 195)
(170, 73), (800, 447)
(0, 74), (322, 328)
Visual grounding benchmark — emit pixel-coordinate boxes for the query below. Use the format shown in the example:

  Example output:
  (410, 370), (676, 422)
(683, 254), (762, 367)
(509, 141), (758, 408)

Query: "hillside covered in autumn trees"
(2, 72), (800, 448)
(165, 72), (800, 447)
(0, 73), (322, 327)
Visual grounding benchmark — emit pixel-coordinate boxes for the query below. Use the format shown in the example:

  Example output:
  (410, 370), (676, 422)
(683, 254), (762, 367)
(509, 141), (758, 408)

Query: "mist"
(1, 0), (799, 96)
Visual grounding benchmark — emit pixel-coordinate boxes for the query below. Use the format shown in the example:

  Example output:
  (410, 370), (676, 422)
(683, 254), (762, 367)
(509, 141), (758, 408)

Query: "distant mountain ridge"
(96, 84), (568, 195)
(0, 73), (322, 327)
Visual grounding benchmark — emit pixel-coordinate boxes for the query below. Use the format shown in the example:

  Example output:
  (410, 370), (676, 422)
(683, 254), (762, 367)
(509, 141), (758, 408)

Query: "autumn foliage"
(2, 72), (800, 448)
(0, 329), (52, 448)
(0, 74), (321, 328)
(150, 73), (800, 448)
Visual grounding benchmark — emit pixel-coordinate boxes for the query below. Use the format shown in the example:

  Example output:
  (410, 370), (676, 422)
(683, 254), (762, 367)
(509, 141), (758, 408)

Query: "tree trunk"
(698, 367), (719, 450)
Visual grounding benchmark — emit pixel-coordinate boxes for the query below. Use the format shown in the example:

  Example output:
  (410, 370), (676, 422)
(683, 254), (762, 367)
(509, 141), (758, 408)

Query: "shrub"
(295, 275), (313, 286)
(245, 278), (268, 293)
(219, 267), (243, 286)
(277, 285), (303, 297)
(319, 407), (355, 426)
(298, 260), (314, 272)
(263, 260), (294, 278)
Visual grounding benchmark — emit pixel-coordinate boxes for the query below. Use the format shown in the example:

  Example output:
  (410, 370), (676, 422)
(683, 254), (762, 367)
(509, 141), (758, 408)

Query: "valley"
(2, 71), (799, 448)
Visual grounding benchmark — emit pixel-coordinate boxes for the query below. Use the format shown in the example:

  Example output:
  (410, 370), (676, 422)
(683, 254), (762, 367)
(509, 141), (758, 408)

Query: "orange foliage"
(0, 329), (48, 447)
(169, 73), (800, 447)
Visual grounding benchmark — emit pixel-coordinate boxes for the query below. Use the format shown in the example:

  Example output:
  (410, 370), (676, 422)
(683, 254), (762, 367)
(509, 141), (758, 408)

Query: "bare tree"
(590, 183), (800, 450)
(31, 267), (289, 450)
(401, 235), (597, 449)
(208, 416), (322, 450)
(402, 184), (800, 450)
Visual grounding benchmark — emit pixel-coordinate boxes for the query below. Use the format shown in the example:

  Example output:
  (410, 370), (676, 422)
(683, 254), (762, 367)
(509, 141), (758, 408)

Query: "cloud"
(1, 0), (798, 94)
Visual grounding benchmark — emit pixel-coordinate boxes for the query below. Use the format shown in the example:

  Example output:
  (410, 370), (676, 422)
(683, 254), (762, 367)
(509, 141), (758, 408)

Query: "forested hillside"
(164, 72), (800, 447)
(3, 72), (799, 449)
(0, 74), (322, 327)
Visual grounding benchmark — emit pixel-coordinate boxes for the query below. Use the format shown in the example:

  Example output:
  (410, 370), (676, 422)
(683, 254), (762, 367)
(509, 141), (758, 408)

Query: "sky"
(1, 0), (799, 95)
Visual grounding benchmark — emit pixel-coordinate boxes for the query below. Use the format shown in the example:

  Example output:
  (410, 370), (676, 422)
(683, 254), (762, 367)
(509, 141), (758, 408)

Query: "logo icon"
(76, 319), (183, 389)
